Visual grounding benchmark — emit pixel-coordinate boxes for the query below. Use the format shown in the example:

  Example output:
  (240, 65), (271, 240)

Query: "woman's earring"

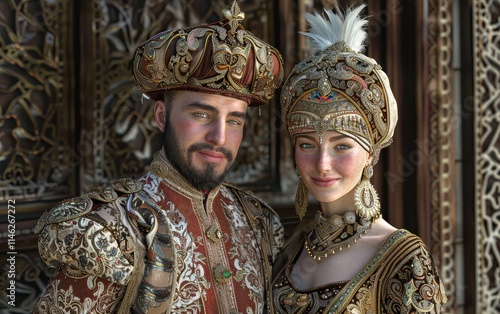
(295, 168), (308, 220)
(354, 165), (381, 221)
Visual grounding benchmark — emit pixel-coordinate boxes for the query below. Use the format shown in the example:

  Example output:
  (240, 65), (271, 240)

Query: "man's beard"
(162, 121), (234, 191)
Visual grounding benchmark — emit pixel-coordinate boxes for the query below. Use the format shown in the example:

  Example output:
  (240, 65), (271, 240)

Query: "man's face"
(161, 91), (248, 190)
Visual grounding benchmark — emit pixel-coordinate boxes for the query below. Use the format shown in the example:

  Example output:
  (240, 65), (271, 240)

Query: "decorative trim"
(473, 1), (500, 312)
(427, 0), (456, 311)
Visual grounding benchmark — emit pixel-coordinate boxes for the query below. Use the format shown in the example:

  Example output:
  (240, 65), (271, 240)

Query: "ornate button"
(206, 226), (223, 241)
(214, 265), (232, 283)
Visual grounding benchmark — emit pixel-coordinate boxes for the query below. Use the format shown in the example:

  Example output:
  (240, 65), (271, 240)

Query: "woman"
(272, 5), (447, 313)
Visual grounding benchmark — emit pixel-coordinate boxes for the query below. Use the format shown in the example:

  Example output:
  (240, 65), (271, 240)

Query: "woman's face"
(295, 130), (371, 206)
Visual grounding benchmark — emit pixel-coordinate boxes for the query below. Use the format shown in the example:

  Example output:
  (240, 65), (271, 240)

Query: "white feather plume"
(301, 4), (368, 53)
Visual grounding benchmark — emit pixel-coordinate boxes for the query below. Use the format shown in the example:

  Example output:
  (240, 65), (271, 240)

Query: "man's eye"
(228, 119), (244, 126)
(193, 112), (209, 119)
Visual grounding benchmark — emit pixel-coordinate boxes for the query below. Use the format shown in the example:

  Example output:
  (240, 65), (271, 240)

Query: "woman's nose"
(315, 150), (332, 173)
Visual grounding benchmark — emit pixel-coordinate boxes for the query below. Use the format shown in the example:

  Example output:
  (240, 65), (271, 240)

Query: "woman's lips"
(311, 177), (339, 187)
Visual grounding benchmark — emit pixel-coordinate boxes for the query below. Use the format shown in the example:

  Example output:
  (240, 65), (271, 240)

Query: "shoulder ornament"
(87, 178), (143, 202)
(87, 185), (119, 202)
(45, 195), (94, 225)
(38, 178), (143, 228)
(111, 178), (143, 194)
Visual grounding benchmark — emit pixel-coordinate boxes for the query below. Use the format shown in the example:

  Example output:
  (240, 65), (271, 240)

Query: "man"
(33, 1), (284, 313)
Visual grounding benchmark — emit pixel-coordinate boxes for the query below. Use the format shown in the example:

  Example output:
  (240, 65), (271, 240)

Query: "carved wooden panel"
(474, 1), (500, 312)
(427, 0), (456, 312)
(0, 0), (76, 206)
(0, 1), (75, 312)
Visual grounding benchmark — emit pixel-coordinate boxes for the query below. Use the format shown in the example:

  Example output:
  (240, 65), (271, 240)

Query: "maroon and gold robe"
(34, 151), (284, 313)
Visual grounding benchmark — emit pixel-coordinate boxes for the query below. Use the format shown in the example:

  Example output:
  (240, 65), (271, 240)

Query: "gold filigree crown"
(132, 1), (284, 107)
(281, 5), (398, 157)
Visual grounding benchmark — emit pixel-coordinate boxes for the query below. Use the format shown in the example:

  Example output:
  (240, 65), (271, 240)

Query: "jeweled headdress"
(132, 1), (284, 107)
(281, 4), (398, 161)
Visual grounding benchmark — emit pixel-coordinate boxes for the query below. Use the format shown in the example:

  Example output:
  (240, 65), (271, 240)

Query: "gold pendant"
(206, 226), (223, 241)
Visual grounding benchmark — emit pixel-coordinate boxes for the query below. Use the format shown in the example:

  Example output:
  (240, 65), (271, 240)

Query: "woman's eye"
(299, 142), (315, 149)
(336, 144), (350, 150)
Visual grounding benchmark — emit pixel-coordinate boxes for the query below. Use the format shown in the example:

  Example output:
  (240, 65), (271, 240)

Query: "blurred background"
(0, 0), (497, 313)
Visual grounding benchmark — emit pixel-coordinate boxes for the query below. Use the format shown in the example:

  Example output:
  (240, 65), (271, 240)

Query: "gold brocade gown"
(272, 230), (447, 313)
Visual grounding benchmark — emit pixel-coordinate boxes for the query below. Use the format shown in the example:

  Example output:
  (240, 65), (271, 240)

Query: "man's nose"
(206, 119), (226, 145)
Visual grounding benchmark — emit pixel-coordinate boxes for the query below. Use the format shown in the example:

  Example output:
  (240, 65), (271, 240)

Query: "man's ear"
(154, 100), (167, 132)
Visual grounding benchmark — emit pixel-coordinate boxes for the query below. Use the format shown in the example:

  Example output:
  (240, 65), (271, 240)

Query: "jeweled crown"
(132, 1), (284, 107)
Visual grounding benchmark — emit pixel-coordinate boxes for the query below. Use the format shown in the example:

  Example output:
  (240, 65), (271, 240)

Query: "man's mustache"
(188, 143), (233, 162)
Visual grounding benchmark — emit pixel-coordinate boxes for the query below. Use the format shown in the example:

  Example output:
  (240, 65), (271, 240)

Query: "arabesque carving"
(474, 0), (500, 312)
(428, 0), (456, 311)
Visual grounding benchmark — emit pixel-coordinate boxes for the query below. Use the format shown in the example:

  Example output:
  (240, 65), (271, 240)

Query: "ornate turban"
(281, 5), (398, 160)
(132, 1), (284, 107)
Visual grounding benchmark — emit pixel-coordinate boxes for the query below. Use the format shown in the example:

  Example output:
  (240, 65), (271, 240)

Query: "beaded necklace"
(305, 211), (373, 260)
